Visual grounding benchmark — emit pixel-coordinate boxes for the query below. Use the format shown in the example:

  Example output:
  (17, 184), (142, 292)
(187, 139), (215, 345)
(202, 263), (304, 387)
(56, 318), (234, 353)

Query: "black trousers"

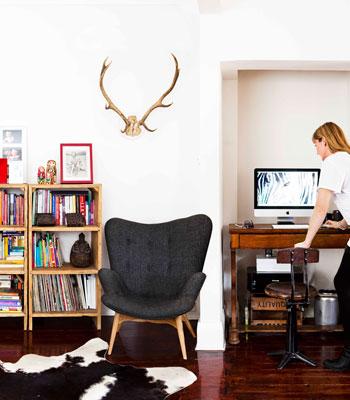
(334, 246), (350, 344)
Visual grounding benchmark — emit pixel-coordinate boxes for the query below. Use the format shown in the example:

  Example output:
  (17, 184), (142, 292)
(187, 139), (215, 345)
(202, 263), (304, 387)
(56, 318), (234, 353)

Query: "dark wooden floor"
(1, 317), (350, 399)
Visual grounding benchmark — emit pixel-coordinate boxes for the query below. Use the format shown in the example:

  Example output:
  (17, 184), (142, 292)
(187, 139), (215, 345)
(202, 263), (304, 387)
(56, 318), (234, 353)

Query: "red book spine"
(79, 195), (86, 217)
(0, 159), (8, 184)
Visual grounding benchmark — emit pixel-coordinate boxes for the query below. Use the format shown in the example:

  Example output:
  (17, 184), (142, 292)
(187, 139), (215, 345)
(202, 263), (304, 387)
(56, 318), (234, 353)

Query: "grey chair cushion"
(99, 214), (212, 319)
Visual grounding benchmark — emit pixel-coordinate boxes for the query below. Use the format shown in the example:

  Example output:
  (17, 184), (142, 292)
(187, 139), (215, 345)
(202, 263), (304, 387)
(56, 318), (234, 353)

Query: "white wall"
(0, 0), (228, 349)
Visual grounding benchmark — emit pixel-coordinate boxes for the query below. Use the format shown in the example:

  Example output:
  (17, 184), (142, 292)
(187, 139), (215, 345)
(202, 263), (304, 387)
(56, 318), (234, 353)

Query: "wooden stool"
(265, 247), (319, 369)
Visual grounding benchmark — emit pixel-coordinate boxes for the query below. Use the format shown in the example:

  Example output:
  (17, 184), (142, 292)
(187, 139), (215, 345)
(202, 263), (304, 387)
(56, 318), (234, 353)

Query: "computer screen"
(254, 168), (320, 219)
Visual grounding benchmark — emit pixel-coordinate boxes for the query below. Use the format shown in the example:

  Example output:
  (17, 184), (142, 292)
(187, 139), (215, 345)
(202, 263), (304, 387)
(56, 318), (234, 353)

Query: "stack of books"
(0, 232), (24, 268)
(0, 288), (22, 312)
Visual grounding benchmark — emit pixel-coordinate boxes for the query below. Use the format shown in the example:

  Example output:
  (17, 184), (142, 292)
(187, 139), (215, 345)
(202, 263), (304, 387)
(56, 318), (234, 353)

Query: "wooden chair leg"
(108, 313), (121, 355)
(176, 315), (187, 360)
(183, 315), (196, 338)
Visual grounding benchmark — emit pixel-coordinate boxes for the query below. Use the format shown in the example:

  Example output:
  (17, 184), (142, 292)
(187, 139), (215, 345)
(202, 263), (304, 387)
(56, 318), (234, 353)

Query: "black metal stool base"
(276, 351), (317, 370)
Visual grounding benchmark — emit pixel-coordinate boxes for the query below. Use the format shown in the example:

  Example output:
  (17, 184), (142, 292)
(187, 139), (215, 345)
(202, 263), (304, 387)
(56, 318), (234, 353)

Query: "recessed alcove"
(222, 61), (350, 319)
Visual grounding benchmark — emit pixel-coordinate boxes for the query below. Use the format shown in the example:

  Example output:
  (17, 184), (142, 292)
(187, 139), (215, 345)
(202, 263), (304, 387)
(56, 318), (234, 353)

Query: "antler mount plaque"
(99, 54), (180, 137)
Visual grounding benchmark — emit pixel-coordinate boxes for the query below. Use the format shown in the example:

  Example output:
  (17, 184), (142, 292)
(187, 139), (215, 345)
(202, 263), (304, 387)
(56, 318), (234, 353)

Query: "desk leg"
(229, 249), (240, 344)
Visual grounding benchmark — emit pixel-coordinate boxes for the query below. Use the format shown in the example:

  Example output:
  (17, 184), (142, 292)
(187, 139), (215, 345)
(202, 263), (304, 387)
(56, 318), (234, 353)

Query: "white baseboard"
(195, 311), (226, 351)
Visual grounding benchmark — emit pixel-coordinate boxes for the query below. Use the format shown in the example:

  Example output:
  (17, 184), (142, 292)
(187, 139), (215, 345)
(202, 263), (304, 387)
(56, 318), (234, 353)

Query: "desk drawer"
(239, 234), (305, 249)
(238, 233), (349, 249)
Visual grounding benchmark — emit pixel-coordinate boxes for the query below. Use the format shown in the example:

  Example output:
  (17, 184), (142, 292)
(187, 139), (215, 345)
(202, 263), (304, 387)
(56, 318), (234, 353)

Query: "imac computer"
(254, 168), (320, 224)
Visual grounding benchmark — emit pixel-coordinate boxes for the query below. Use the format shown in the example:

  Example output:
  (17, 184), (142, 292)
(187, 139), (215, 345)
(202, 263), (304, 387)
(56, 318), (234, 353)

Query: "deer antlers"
(99, 54), (180, 136)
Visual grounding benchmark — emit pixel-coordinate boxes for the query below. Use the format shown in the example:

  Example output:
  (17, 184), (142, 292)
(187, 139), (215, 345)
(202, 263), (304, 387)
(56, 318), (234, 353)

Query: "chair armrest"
(98, 268), (126, 295)
(179, 272), (206, 299)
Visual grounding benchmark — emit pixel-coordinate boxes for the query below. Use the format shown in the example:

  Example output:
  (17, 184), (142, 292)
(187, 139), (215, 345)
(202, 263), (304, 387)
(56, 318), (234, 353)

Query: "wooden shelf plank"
(0, 226), (25, 231)
(30, 226), (100, 232)
(31, 264), (98, 274)
(0, 184), (26, 189)
(30, 184), (101, 190)
(0, 311), (25, 317)
(0, 267), (25, 274)
(32, 310), (97, 317)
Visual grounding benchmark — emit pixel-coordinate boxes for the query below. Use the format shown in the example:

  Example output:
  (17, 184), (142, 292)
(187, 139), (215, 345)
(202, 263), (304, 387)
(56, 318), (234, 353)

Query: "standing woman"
(295, 121), (350, 371)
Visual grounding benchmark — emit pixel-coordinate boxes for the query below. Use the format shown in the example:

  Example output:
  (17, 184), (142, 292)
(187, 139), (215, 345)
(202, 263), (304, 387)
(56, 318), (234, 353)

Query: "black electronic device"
(247, 266), (303, 293)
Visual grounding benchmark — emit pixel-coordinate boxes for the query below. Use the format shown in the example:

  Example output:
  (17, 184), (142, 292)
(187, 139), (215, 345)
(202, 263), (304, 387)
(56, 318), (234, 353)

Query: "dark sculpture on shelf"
(70, 233), (92, 268)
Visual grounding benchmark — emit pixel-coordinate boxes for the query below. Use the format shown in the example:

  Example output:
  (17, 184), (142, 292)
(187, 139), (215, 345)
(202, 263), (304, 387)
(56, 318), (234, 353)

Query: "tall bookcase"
(0, 184), (28, 330)
(28, 184), (102, 331)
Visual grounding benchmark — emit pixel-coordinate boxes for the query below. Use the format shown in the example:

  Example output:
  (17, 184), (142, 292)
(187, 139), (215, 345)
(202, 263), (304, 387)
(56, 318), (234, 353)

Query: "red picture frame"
(60, 143), (93, 184)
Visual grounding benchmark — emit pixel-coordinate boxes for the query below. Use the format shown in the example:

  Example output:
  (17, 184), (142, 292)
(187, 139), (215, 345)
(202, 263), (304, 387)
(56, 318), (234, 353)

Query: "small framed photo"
(60, 143), (93, 184)
(0, 127), (27, 183)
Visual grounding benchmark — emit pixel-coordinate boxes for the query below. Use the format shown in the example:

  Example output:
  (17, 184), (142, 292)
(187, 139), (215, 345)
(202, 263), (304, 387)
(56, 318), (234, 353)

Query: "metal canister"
(314, 289), (339, 326)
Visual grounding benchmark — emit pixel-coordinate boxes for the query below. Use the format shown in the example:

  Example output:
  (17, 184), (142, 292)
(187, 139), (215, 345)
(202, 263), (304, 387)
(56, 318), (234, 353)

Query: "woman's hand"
(294, 241), (311, 249)
(324, 219), (348, 230)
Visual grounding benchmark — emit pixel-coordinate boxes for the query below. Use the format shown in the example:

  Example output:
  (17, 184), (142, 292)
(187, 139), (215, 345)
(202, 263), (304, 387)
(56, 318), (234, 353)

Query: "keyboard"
(272, 224), (309, 229)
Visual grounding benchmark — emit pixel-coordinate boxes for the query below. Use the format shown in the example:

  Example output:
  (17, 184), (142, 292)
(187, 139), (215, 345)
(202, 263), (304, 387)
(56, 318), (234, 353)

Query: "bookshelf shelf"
(31, 264), (98, 275)
(0, 226), (26, 231)
(28, 184), (102, 331)
(32, 310), (98, 317)
(0, 311), (25, 317)
(31, 226), (100, 232)
(0, 267), (25, 274)
(0, 184), (27, 329)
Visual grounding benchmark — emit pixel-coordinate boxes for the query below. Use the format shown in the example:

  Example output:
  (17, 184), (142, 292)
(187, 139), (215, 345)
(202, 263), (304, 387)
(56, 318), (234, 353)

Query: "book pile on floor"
(33, 274), (96, 312)
(0, 287), (22, 312)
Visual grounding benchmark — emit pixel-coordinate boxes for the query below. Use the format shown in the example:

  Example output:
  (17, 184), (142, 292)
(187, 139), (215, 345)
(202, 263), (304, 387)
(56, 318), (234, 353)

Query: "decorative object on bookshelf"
(70, 233), (92, 267)
(60, 143), (93, 184)
(0, 159), (8, 183)
(35, 213), (55, 226)
(66, 212), (86, 227)
(99, 54), (180, 137)
(0, 338), (196, 400)
(45, 160), (57, 184)
(0, 127), (27, 183)
(37, 166), (46, 184)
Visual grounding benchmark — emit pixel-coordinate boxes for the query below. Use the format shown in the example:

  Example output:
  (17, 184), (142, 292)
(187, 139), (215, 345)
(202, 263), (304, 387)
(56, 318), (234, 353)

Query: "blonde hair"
(313, 122), (350, 154)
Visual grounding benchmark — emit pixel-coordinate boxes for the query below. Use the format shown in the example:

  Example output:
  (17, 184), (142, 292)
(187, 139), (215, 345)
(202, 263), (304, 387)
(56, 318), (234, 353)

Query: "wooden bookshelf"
(0, 184), (27, 329)
(28, 184), (102, 330)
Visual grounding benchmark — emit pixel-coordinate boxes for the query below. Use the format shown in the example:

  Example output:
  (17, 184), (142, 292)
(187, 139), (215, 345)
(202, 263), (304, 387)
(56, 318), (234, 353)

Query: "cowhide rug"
(0, 338), (196, 400)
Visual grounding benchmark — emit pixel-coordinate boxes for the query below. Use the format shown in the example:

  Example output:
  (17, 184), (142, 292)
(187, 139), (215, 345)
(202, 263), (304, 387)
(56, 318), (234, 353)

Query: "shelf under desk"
(228, 224), (350, 344)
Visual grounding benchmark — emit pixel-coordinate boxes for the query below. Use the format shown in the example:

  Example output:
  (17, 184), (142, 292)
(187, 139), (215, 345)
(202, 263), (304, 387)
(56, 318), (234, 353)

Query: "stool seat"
(265, 282), (317, 300)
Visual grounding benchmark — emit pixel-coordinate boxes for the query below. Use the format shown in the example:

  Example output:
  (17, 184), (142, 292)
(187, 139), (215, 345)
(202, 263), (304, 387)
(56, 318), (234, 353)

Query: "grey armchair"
(98, 214), (212, 359)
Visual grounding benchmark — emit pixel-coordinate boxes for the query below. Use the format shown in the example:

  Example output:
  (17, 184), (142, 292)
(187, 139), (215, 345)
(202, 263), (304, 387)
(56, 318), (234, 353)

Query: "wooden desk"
(228, 224), (350, 345)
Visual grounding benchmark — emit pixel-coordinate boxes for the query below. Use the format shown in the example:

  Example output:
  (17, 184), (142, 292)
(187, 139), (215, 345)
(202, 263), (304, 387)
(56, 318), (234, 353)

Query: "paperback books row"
(0, 191), (24, 226)
(0, 232), (24, 268)
(32, 274), (96, 312)
(32, 232), (63, 268)
(0, 287), (22, 312)
(32, 190), (95, 226)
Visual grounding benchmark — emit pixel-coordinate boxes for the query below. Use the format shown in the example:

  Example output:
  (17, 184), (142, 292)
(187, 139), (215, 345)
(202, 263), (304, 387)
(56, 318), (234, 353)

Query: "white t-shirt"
(318, 151), (350, 246)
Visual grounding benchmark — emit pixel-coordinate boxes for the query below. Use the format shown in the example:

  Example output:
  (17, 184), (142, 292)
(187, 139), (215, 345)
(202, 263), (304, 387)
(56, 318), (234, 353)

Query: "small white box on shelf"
(256, 255), (291, 273)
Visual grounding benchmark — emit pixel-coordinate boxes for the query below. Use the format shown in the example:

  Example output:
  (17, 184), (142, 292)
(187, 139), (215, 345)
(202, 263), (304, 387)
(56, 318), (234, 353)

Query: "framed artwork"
(0, 127), (27, 183)
(60, 143), (93, 184)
